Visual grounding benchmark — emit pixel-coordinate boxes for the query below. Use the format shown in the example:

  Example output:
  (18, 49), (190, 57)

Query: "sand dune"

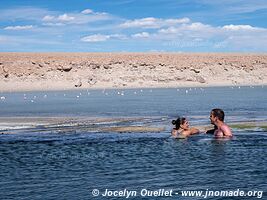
(0, 53), (266, 92)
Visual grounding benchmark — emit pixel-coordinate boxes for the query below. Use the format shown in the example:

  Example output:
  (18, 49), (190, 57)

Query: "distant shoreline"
(0, 83), (266, 93)
(1, 53), (266, 92)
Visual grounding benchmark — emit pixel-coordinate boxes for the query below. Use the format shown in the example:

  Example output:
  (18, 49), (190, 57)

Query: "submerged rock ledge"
(1, 117), (267, 134)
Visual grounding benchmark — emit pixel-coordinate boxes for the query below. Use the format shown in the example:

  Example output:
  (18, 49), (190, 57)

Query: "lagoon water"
(0, 86), (267, 199)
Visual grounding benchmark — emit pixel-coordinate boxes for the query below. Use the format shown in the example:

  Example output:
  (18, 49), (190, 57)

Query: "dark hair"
(211, 108), (225, 121)
(172, 117), (186, 130)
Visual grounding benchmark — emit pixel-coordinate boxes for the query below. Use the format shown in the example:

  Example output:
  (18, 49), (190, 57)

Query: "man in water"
(209, 108), (233, 138)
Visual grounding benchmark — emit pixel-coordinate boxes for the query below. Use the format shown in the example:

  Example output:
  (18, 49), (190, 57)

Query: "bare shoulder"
(180, 130), (191, 137)
(221, 124), (232, 136)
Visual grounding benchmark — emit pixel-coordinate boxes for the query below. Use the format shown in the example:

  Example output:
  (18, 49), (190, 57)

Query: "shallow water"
(0, 86), (267, 199)
(0, 86), (267, 120)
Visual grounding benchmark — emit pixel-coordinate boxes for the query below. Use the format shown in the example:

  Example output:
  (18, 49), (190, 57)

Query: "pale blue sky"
(0, 0), (267, 52)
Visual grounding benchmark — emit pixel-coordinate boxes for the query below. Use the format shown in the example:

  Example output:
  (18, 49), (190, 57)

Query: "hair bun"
(172, 120), (177, 125)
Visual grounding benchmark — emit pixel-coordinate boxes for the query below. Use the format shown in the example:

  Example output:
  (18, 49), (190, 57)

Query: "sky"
(0, 0), (267, 52)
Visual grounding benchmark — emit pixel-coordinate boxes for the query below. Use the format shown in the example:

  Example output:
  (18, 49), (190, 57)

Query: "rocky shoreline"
(0, 53), (267, 92)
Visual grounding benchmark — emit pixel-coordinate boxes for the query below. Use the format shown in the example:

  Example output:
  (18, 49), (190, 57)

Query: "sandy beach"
(0, 53), (267, 92)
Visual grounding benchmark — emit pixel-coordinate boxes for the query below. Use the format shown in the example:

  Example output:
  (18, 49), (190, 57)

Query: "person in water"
(209, 108), (233, 138)
(172, 117), (200, 138)
(206, 125), (217, 134)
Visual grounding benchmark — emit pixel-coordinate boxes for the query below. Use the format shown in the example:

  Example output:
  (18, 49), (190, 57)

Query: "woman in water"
(172, 117), (200, 138)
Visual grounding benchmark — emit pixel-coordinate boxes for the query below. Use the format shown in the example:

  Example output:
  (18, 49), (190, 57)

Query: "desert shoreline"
(1, 53), (266, 92)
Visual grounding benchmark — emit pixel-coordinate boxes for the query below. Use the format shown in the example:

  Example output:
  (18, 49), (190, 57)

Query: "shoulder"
(221, 124), (231, 132)
(180, 128), (199, 136)
(180, 130), (192, 137)
(221, 124), (232, 136)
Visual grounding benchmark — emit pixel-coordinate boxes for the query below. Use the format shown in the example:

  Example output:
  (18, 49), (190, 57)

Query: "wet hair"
(172, 117), (186, 130)
(211, 108), (225, 121)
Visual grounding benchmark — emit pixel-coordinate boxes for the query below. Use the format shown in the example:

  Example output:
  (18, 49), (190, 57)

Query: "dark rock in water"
(75, 80), (82, 87)
(195, 76), (206, 83)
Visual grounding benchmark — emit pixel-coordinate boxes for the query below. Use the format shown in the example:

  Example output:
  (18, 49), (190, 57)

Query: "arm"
(189, 127), (200, 135)
(182, 128), (199, 137)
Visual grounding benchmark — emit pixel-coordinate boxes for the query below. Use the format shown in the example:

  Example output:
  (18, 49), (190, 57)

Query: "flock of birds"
(0, 85), (263, 103)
